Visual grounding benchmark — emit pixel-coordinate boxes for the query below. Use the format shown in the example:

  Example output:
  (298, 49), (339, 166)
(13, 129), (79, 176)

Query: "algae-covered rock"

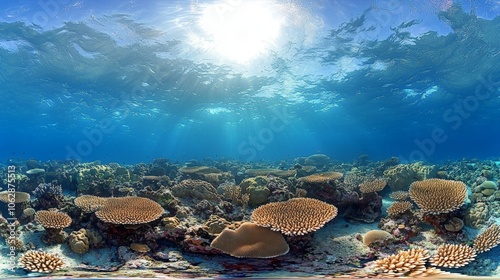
(244, 169), (297, 178)
(239, 176), (270, 206)
(172, 179), (218, 202)
(383, 162), (438, 191)
(464, 202), (489, 228)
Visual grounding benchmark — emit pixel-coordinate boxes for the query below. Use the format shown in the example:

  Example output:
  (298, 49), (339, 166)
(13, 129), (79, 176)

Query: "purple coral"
(33, 183), (63, 198)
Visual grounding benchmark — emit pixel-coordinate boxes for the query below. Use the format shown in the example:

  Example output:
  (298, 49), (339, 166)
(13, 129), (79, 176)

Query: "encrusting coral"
(251, 198), (337, 235)
(362, 230), (392, 246)
(210, 222), (289, 258)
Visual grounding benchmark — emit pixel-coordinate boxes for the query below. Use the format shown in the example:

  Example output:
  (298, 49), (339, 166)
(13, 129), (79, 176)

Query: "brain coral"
(251, 198), (337, 235)
(68, 229), (89, 254)
(409, 179), (467, 214)
(95, 197), (164, 225)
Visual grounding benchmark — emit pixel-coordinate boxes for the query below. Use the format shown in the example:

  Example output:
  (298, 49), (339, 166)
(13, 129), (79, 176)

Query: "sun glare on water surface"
(197, 0), (284, 64)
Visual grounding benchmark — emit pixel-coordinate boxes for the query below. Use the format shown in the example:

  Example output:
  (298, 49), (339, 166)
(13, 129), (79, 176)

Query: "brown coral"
(130, 243), (151, 253)
(430, 244), (476, 268)
(210, 222), (289, 258)
(359, 179), (387, 193)
(251, 197), (337, 235)
(204, 215), (230, 235)
(473, 224), (500, 253)
(372, 248), (429, 277)
(245, 169), (297, 178)
(409, 179), (467, 214)
(171, 179), (218, 202)
(74, 195), (107, 213)
(362, 230), (392, 246)
(387, 201), (412, 216)
(68, 229), (89, 254)
(95, 196), (164, 225)
(23, 208), (36, 217)
(0, 191), (30, 203)
(18, 250), (64, 273)
(389, 191), (409, 200)
(444, 217), (464, 232)
(35, 210), (72, 229)
(298, 172), (343, 184)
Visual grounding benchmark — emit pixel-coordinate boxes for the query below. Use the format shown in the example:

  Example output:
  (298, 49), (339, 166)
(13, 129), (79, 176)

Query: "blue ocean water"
(0, 0), (499, 164)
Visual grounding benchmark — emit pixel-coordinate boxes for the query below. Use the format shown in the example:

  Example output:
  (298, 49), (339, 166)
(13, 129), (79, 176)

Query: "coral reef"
(18, 250), (64, 273)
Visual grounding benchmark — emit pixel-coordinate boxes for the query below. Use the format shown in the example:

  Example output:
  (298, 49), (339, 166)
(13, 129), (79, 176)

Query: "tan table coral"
(251, 197), (337, 235)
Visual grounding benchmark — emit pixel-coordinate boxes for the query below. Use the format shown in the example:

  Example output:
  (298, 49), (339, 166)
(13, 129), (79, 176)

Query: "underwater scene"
(1, 0), (500, 279)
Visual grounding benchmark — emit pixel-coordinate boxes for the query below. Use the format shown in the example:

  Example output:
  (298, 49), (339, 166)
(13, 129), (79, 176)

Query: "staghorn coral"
(409, 179), (467, 214)
(372, 248), (429, 277)
(210, 222), (289, 258)
(359, 179), (387, 194)
(18, 250), (64, 273)
(473, 223), (500, 253)
(430, 244), (476, 268)
(362, 230), (392, 246)
(298, 172), (343, 184)
(74, 195), (108, 213)
(251, 198), (337, 235)
(387, 201), (412, 217)
(95, 197), (164, 225)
